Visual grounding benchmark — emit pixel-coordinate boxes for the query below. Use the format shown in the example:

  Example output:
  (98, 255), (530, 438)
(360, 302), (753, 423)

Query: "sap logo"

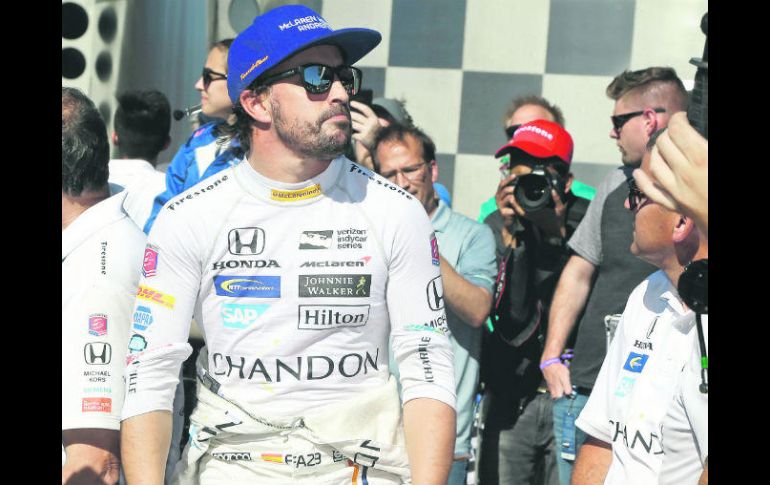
(212, 452), (252, 462)
(614, 376), (636, 397)
(222, 303), (270, 329)
(426, 276), (445, 311)
(214, 276), (281, 298)
(299, 230), (333, 250)
(84, 342), (112, 365)
(623, 352), (649, 373)
(298, 305), (370, 330)
(633, 340), (653, 351)
(132, 306), (154, 331)
(298, 274), (371, 298)
(228, 227), (265, 255)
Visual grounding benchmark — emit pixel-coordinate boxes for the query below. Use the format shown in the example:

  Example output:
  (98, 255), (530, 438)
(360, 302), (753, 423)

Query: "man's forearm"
(403, 398), (456, 485)
(439, 256), (492, 327)
(62, 428), (121, 485)
(542, 255), (596, 358)
(572, 436), (612, 485)
(121, 410), (173, 485)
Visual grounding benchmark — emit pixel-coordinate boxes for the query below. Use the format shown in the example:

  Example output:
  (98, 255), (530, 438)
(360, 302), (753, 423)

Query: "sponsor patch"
(228, 227), (265, 255)
(299, 230), (333, 249)
(128, 334), (148, 354)
(336, 228), (367, 249)
(142, 244), (159, 277)
(214, 276), (281, 298)
(213, 259), (279, 270)
(137, 285), (175, 309)
(82, 397), (112, 413)
(430, 233), (440, 266)
(333, 450), (345, 462)
(132, 306), (154, 331)
(222, 303), (270, 329)
(261, 453), (284, 464)
(212, 452), (253, 462)
(298, 274), (371, 298)
(298, 305), (370, 329)
(623, 352), (649, 373)
(84, 342), (112, 365)
(426, 276), (445, 311)
(300, 256), (370, 268)
(88, 314), (108, 337)
(83, 386), (112, 395)
(614, 376), (636, 397)
(271, 184), (322, 202)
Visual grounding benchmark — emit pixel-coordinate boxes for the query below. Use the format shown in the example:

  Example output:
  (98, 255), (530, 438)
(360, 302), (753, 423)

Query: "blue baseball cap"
(227, 5), (382, 104)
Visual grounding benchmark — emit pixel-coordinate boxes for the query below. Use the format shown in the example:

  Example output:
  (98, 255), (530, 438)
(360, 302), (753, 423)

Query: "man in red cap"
(478, 119), (589, 485)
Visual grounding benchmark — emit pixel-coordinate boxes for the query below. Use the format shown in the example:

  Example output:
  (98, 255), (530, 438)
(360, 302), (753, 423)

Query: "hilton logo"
(298, 305), (370, 330)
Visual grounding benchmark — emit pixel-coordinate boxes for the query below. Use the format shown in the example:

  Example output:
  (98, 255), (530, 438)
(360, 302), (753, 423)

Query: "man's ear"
(111, 131), (119, 146)
(240, 88), (272, 124)
(643, 108), (660, 137)
(430, 159), (439, 184)
(672, 214), (695, 243)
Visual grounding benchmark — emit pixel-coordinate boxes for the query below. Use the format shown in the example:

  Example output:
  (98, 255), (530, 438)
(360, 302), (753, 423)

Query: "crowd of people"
(62, 4), (708, 485)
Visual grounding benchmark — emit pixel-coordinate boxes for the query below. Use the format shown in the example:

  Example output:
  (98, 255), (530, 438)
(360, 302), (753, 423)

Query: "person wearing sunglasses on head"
(120, 6), (457, 485)
(572, 132), (708, 485)
(143, 38), (244, 234)
(539, 67), (688, 485)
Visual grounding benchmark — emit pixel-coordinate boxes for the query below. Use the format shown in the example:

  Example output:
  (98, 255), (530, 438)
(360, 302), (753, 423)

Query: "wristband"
(539, 357), (562, 370)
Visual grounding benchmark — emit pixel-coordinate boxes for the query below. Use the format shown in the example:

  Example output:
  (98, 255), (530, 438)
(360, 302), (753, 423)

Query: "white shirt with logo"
(62, 191), (146, 434)
(121, 157), (456, 422)
(108, 159), (166, 231)
(576, 270), (696, 485)
(658, 315), (708, 485)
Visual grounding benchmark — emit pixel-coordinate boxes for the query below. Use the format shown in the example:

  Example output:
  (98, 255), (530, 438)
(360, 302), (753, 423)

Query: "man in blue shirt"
(374, 123), (497, 485)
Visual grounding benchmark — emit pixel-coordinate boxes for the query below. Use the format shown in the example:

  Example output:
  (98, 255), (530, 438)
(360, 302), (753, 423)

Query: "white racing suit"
(122, 157), (457, 484)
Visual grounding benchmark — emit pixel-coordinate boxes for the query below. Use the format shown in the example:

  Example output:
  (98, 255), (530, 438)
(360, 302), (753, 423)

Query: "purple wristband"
(539, 357), (562, 370)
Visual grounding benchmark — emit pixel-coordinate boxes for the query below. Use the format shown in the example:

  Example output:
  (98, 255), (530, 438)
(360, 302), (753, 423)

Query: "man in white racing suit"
(120, 5), (457, 485)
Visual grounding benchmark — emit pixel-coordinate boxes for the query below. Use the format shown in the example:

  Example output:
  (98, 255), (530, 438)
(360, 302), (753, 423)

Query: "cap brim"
(299, 28), (382, 66)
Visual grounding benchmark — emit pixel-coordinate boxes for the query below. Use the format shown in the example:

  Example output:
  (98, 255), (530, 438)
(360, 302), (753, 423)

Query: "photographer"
(479, 119), (589, 485)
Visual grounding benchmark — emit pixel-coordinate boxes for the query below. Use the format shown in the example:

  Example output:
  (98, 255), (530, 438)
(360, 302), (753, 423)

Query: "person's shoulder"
(159, 166), (237, 218)
(181, 121), (221, 150)
(340, 159), (420, 210)
(446, 206), (494, 241)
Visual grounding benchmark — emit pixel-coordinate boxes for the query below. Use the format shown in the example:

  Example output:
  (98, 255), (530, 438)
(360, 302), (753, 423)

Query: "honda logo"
(84, 342), (112, 365)
(228, 227), (265, 255)
(426, 276), (445, 311)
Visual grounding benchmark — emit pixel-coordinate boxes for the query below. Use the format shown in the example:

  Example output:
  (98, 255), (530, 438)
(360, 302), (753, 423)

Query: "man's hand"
(633, 112), (708, 236)
(495, 174), (518, 227)
(350, 101), (383, 151)
(62, 429), (121, 485)
(524, 187), (568, 239)
(541, 361), (573, 399)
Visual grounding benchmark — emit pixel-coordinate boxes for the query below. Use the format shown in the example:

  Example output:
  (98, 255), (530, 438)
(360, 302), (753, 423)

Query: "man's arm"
(571, 435), (612, 485)
(403, 398), (456, 485)
(121, 411), (172, 485)
(439, 255), (492, 328)
(62, 429), (121, 485)
(698, 461), (708, 485)
(541, 254), (596, 398)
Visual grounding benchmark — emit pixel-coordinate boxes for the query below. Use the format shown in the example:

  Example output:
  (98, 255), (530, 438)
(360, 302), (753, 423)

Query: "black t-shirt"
(480, 195), (588, 425)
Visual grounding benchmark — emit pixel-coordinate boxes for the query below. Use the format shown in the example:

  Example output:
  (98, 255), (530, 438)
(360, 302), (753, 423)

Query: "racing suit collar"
(235, 156), (345, 205)
(62, 190), (129, 261)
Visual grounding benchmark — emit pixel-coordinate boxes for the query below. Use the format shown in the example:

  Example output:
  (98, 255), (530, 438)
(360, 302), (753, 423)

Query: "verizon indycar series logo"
(214, 276), (281, 298)
(299, 230), (333, 249)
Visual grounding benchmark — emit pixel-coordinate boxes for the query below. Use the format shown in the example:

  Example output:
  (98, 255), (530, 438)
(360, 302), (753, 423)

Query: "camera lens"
(514, 173), (551, 211)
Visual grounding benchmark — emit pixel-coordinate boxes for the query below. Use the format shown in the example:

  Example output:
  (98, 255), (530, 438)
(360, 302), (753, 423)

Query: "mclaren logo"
(84, 342), (112, 365)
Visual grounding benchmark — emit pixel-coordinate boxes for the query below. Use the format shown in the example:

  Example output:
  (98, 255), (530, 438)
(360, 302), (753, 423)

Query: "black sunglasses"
(626, 178), (648, 211)
(257, 64), (362, 95)
(504, 124), (522, 140)
(611, 107), (665, 133)
(202, 67), (227, 90)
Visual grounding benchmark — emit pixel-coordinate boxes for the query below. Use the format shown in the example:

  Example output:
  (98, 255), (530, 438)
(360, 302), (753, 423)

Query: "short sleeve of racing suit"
(387, 205), (456, 410)
(121, 206), (199, 420)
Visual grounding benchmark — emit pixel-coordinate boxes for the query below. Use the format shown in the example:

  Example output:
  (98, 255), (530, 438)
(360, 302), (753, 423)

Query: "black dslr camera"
(513, 163), (568, 212)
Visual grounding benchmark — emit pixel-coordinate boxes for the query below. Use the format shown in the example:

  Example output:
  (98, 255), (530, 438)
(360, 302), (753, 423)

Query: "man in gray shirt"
(538, 67), (689, 485)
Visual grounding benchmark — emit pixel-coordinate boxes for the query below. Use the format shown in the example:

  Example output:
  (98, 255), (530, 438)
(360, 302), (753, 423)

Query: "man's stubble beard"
(271, 98), (352, 161)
